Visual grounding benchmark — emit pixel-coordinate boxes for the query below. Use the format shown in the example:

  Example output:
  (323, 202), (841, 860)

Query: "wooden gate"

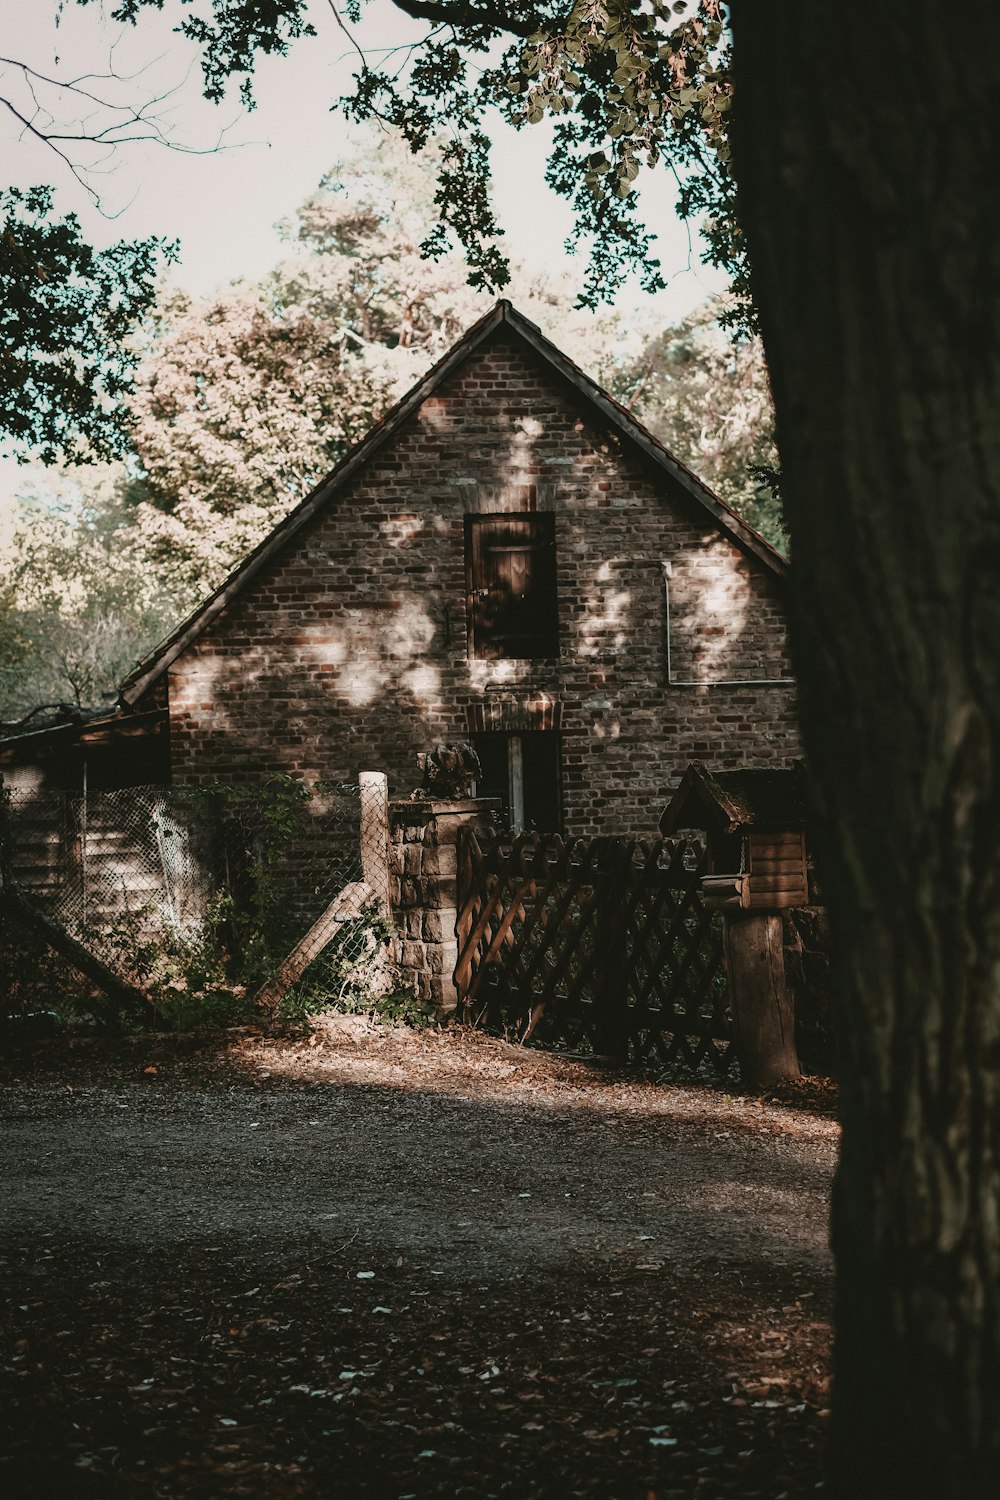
(454, 828), (733, 1073)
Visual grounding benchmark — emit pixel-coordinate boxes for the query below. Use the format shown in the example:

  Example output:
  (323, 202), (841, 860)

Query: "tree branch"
(0, 93), (104, 207)
(387, 0), (546, 40)
(0, 48), (243, 214)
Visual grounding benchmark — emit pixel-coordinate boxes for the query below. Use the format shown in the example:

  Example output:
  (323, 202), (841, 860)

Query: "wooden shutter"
(466, 513), (558, 659)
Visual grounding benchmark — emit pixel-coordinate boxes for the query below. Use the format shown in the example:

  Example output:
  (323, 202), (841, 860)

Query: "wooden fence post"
(723, 911), (801, 1087)
(594, 842), (630, 1062)
(254, 773), (392, 1012)
(4, 887), (149, 1015)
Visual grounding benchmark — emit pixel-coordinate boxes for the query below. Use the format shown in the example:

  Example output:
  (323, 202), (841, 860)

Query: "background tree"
(0, 468), (179, 719)
(623, 298), (781, 547)
(126, 286), (392, 598)
(2, 4), (740, 462)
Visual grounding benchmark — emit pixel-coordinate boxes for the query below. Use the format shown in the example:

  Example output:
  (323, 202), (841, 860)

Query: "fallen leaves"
(0, 1236), (833, 1498)
(1, 1029), (837, 1496)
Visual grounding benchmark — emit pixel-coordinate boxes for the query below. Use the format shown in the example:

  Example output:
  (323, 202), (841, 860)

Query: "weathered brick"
(160, 325), (799, 839)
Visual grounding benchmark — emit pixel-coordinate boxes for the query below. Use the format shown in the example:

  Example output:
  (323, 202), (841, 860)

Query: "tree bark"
(732, 6), (1000, 1495)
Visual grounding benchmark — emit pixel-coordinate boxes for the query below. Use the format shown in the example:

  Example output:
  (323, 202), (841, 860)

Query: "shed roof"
(118, 299), (787, 708)
(659, 761), (808, 836)
(0, 707), (166, 764)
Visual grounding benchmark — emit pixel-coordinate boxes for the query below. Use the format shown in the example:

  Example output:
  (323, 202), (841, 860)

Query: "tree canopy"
(0, 467), (179, 720)
(71, 1), (739, 321)
(3, 3), (742, 469)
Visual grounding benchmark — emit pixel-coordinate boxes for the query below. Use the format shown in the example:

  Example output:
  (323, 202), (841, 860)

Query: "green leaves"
(85, 0), (317, 108)
(0, 186), (176, 464)
(492, 1), (738, 309)
(77, 1), (747, 326)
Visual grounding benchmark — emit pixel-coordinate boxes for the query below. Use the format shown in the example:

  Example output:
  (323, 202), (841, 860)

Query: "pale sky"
(1, 0), (725, 504)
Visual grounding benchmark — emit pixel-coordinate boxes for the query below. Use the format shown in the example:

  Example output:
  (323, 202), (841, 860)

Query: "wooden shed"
(659, 762), (810, 911)
(0, 707), (168, 796)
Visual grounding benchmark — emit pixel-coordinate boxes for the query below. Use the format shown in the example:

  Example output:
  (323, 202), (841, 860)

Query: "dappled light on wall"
(385, 599), (437, 662)
(671, 540), (751, 681)
(378, 514), (424, 548)
(401, 662), (441, 709)
(467, 656), (521, 693)
(294, 597), (438, 710)
(590, 713), (622, 742)
(508, 413), (545, 480)
(577, 558), (632, 659)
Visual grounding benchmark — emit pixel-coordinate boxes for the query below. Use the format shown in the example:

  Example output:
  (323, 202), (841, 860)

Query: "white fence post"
(359, 772), (390, 909)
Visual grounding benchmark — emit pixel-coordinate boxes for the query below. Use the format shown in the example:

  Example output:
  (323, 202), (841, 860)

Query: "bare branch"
(0, 93), (105, 209)
(0, 45), (244, 216)
(323, 0), (370, 74)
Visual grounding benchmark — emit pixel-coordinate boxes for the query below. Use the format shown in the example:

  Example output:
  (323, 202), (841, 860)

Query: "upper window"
(465, 513), (558, 660)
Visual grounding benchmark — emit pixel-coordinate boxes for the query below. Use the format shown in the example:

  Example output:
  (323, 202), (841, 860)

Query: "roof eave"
(503, 307), (787, 579)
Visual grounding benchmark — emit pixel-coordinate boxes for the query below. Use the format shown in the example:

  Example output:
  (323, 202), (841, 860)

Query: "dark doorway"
(473, 731), (562, 832)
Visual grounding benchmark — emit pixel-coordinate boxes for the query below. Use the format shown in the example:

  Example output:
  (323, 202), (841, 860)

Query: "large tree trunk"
(732, 5), (1000, 1496)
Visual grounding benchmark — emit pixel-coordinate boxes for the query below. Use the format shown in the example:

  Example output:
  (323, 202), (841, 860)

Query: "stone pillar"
(389, 797), (498, 1015)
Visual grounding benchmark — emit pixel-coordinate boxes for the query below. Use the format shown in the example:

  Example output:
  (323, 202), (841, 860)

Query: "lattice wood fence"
(455, 829), (733, 1074)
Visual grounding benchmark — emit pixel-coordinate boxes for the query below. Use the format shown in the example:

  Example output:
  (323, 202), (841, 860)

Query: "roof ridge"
(119, 299), (786, 708)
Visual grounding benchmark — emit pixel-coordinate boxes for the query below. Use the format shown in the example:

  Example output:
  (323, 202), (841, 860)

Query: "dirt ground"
(0, 1022), (839, 1498)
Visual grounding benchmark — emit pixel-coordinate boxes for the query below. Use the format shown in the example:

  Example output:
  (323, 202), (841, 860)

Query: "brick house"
(116, 300), (800, 837)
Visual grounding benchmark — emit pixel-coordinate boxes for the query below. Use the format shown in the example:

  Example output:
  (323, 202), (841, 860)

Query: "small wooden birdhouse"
(659, 763), (810, 911)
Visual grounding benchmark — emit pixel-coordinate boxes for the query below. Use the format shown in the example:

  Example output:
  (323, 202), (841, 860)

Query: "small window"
(465, 513), (558, 659)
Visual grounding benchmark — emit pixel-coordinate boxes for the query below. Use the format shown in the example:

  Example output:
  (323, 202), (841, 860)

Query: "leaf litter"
(1, 1025), (837, 1496)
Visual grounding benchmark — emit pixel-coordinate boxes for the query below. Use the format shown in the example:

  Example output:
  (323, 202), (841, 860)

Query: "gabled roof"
(119, 300), (787, 708)
(659, 762), (808, 836)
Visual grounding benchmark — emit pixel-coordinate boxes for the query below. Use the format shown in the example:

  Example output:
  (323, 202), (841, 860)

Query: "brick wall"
(164, 326), (800, 835)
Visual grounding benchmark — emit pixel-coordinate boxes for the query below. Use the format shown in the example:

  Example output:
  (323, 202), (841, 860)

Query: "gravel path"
(1, 1026), (837, 1278)
(0, 1025), (840, 1499)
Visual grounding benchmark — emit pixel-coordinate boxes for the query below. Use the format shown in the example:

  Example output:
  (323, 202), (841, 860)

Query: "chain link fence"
(1, 778), (397, 1023)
